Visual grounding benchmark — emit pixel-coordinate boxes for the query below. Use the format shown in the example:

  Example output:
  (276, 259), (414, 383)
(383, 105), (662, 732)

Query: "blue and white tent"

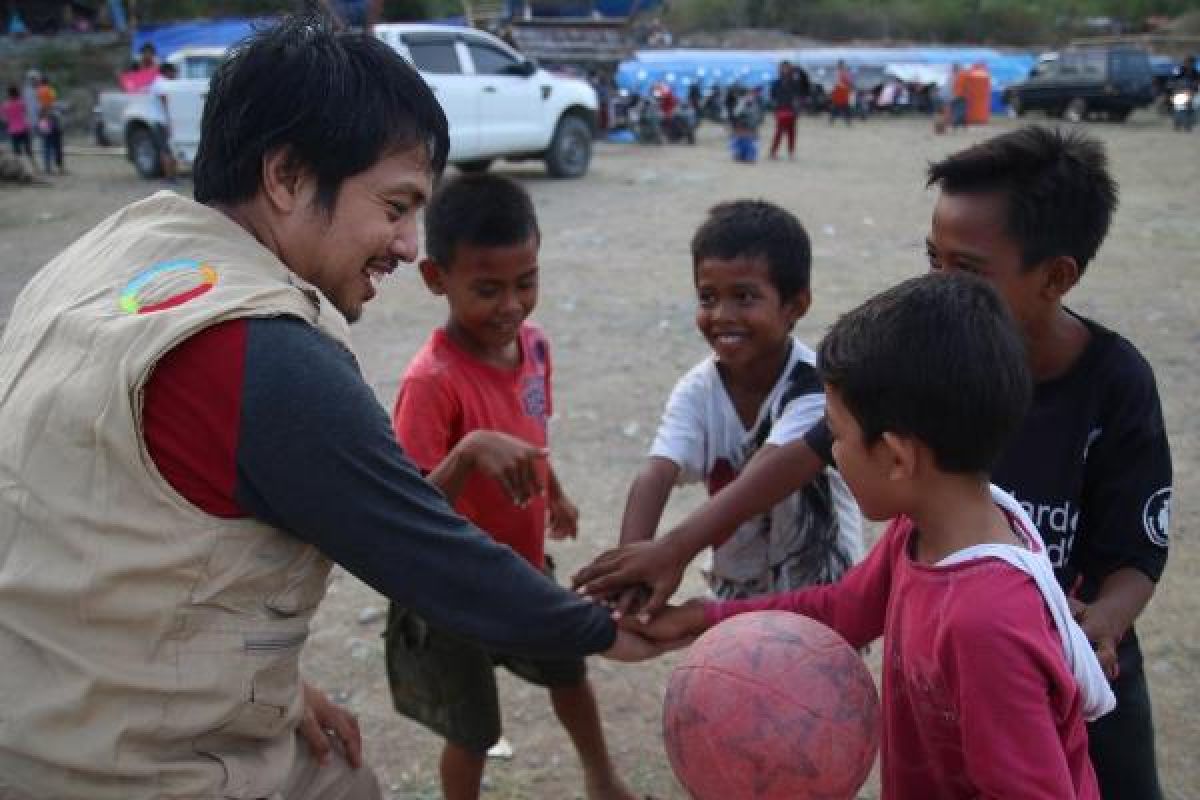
(616, 47), (1037, 111)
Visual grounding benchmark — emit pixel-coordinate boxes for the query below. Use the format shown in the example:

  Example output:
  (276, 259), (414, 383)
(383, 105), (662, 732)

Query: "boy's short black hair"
(927, 125), (1117, 276)
(690, 200), (811, 301)
(818, 273), (1031, 474)
(193, 12), (448, 210)
(425, 173), (540, 267)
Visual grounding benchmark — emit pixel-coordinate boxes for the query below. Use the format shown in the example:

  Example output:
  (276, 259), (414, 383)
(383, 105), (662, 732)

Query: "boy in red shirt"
(630, 273), (1112, 799)
(387, 174), (636, 800)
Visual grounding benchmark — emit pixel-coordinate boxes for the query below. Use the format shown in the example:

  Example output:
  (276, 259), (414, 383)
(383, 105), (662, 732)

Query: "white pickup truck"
(97, 25), (598, 180)
(93, 47), (221, 178)
(374, 23), (598, 178)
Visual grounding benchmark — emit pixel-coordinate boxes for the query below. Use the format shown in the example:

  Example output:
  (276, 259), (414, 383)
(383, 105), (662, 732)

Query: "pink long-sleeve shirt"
(706, 513), (1099, 800)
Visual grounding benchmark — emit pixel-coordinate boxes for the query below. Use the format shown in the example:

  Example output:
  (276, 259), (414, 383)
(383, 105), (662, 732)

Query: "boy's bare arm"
(545, 464), (579, 540)
(1070, 567), (1157, 681)
(570, 457), (677, 616)
(574, 441), (825, 618)
(425, 430), (547, 505)
(618, 456), (680, 545)
(660, 440), (826, 562)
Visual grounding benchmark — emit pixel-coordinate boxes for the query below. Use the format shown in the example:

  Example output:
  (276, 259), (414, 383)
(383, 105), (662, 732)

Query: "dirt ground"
(1, 110), (1196, 800)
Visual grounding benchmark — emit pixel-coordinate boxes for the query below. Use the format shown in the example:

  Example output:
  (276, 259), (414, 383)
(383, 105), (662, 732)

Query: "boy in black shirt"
(920, 126), (1169, 799)
(577, 126), (1171, 799)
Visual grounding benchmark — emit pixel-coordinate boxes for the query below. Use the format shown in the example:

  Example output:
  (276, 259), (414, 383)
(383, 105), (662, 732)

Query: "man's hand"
(464, 431), (547, 506)
(546, 491), (579, 541)
(299, 681), (364, 768)
(572, 539), (686, 621)
(1069, 597), (1120, 682)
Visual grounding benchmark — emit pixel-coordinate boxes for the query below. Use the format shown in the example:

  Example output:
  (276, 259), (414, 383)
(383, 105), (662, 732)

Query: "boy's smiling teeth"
(365, 263), (393, 287)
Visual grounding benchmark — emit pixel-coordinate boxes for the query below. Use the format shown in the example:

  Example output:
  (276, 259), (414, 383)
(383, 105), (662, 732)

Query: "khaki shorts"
(384, 558), (587, 753)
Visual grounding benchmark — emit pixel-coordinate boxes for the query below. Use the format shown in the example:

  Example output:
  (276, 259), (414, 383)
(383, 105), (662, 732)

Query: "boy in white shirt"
(589, 201), (861, 610)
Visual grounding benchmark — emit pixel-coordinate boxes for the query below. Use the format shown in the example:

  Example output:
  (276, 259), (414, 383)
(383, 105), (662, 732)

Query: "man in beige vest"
(0, 13), (652, 800)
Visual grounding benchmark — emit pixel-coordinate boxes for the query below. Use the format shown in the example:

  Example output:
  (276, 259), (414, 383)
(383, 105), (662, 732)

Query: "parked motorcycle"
(1171, 85), (1197, 132)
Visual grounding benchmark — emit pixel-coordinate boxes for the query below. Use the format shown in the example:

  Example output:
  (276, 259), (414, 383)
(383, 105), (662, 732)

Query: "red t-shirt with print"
(392, 323), (553, 568)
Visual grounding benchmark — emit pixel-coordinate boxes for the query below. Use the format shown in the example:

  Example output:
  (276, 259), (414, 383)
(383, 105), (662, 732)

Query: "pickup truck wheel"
(128, 126), (163, 179)
(544, 115), (591, 179)
(457, 159), (493, 174)
(1064, 97), (1087, 123)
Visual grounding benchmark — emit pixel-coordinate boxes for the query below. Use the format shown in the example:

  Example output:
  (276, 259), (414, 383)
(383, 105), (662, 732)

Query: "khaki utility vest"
(0, 192), (352, 799)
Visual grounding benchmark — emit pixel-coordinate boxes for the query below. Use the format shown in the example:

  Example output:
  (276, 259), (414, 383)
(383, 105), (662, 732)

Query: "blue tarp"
(616, 47), (1037, 112)
(519, 0), (662, 17)
(133, 18), (277, 61)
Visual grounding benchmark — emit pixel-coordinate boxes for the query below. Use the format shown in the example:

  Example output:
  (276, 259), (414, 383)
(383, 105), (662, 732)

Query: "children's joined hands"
(617, 598), (709, 645)
(572, 539), (688, 621)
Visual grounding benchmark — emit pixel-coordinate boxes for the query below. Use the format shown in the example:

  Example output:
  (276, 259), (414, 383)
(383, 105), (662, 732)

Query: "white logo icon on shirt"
(1142, 488), (1171, 548)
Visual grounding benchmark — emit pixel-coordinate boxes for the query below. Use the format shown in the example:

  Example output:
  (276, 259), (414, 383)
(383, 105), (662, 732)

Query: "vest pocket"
(192, 652), (301, 798)
(195, 719), (295, 799)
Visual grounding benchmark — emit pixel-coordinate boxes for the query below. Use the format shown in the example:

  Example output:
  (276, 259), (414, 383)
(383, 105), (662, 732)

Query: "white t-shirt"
(650, 337), (862, 595)
(147, 76), (173, 126)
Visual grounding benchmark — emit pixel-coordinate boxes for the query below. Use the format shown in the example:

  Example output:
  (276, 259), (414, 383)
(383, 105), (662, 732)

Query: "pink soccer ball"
(663, 610), (880, 799)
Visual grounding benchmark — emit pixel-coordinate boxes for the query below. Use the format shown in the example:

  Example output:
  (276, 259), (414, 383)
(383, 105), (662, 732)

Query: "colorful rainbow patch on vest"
(119, 259), (218, 314)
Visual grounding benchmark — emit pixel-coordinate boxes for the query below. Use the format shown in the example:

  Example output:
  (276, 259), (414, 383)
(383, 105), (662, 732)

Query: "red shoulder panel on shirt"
(142, 319), (247, 517)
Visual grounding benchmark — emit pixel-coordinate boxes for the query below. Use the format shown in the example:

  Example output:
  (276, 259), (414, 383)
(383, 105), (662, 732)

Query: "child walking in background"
(632, 273), (1114, 800)
(3, 86), (35, 172)
(386, 174), (636, 800)
(582, 201), (861, 618)
(34, 74), (64, 174)
(829, 60), (854, 125)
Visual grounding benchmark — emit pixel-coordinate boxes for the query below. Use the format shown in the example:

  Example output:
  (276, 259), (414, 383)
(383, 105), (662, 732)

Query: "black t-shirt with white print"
(805, 312), (1172, 604)
(992, 315), (1171, 600)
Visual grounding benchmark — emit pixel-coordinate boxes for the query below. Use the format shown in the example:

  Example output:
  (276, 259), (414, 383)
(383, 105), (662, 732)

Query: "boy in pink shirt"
(632, 273), (1107, 799)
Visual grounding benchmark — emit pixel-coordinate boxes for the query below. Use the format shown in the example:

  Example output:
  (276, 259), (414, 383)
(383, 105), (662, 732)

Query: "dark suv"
(1006, 46), (1155, 122)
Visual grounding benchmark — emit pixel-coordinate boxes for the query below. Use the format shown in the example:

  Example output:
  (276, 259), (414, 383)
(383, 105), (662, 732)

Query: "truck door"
(402, 34), (479, 160)
(464, 36), (545, 153)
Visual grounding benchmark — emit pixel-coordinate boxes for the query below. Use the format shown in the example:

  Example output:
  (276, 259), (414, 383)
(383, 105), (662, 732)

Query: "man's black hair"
(425, 173), (540, 267)
(193, 12), (448, 209)
(927, 125), (1117, 276)
(818, 272), (1031, 474)
(690, 200), (811, 301)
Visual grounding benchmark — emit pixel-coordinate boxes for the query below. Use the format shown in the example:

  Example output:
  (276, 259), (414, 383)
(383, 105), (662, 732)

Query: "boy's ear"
(879, 431), (918, 482)
(418, 258), (447, 295)
(260, 147), (310, 215)
(785, 288), (812, 324)
(1038, 255), (1081, 300)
